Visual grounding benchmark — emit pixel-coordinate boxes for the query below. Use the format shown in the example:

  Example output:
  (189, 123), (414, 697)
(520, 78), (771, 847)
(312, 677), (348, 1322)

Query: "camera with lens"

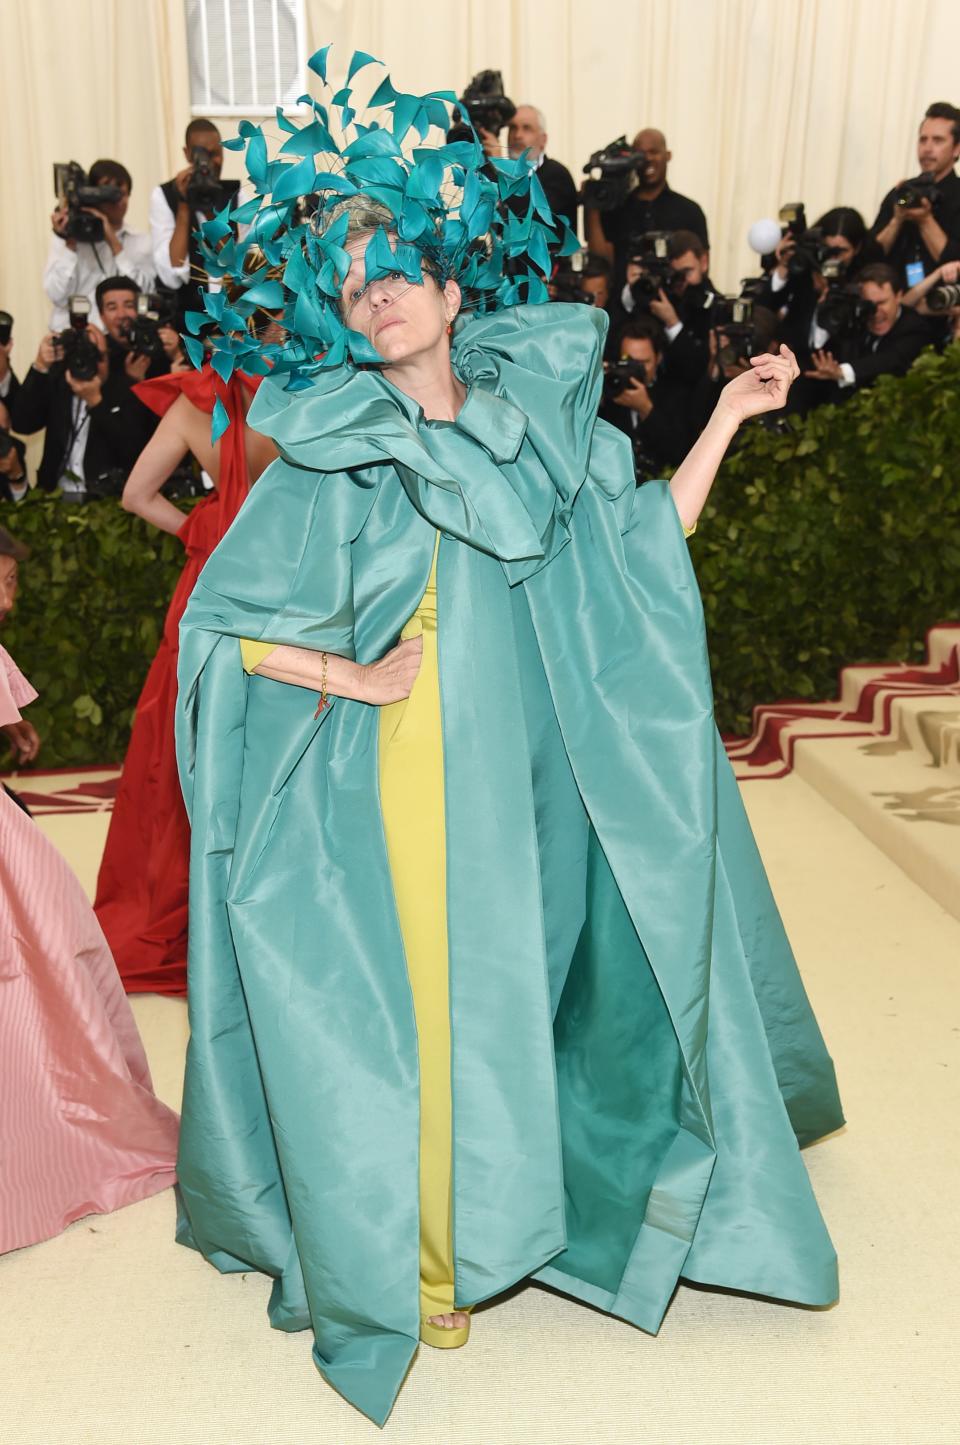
(55, 295), (101, 381)
(550, 253), (593, 305)
(186, 145), (224, 211)
(625, 232), (676, 307)
(893, 173), (941, 210)
(775, 205), (846, 281)
(603, 357), (649, 401)
(163, 461), (209, 500)
(814, 286), (877, 338)
(121, 294), (169, 365)
(53, 161), (122, 245)
(84, 467), (127, 501)
(447, 70), (516, 145)
(582, 136), (646, 212)
(927, 282), (960, 312)
(711, 279), (768, 368)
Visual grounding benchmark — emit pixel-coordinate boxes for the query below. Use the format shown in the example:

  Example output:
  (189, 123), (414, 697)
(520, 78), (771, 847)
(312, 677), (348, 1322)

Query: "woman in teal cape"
(173, 51), (842, 1427)
(175, 301), (843, 1426)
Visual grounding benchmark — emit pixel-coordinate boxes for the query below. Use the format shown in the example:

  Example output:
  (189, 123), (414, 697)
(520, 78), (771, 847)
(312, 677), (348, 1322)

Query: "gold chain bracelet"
(313, 651), (329, 719)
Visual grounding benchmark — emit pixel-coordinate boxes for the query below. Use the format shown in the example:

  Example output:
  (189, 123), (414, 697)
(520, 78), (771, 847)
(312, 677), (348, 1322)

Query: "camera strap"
(59, 394), (91, 489)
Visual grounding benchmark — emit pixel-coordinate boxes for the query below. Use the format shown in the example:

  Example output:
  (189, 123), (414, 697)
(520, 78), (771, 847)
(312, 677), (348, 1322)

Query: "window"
(185, 0), (306, 115)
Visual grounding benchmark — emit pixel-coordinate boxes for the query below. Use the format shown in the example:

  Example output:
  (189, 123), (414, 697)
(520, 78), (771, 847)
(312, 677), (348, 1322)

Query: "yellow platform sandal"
(419, 1307), (472, 1350)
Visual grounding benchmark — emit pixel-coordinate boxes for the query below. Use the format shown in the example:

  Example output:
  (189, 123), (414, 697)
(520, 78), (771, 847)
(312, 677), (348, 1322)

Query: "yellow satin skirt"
(378, 537), (467, 1346)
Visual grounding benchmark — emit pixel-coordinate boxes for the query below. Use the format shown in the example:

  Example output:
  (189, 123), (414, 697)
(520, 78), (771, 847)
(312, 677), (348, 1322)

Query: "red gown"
(94, 367), (262, 994)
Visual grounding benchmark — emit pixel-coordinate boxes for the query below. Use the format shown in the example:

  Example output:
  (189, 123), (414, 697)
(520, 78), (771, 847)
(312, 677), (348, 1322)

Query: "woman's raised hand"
(358, 636), (424, 705)
(717, 344), (800, 424)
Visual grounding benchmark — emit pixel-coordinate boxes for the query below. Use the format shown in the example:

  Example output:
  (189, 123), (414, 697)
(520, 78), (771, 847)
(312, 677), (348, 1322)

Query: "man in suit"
(802, 262), (933, 400)
(9, 277), (162, 498)
(506, 104), (579, 236)
(599, 316), (694, 478)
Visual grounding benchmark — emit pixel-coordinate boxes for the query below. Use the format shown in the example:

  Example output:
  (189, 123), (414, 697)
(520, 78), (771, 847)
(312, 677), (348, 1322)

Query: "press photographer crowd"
(2, 85), (960, 501)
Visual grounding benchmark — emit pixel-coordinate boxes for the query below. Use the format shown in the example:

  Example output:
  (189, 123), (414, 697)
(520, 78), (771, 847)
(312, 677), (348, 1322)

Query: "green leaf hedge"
(690, 343), (960, 732)
(2, 345), (959, 767)
(1, 499), (193, 767)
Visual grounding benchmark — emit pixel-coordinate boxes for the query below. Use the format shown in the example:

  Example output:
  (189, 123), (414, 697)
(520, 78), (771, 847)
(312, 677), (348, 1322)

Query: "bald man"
(507, 104), (579, 236)
(585, 127), (708, 288)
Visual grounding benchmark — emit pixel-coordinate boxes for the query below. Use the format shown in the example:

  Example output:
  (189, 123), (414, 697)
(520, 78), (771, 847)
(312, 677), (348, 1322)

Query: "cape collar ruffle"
(247, 303), (624, 576)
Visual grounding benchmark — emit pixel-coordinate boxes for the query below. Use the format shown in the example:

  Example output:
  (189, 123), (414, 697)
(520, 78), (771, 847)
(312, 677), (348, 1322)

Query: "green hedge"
(3, 347), (959, 767)
(690, 343), (960, 733)
(2, 498), (192, 767)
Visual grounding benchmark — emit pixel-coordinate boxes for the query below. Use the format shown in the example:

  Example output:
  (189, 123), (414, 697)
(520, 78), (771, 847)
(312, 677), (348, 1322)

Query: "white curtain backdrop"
(2, 0), (960, 371)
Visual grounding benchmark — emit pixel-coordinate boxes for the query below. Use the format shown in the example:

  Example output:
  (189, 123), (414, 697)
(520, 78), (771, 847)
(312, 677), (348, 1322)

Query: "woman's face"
(338, 233), (461, 366)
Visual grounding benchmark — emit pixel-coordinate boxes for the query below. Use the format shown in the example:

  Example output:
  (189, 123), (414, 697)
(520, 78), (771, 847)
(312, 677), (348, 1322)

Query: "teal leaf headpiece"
(186, 46), (579, 395)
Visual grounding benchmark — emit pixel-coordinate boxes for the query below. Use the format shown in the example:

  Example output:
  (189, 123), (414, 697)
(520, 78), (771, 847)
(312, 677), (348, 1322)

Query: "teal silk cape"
(175, 303), (843, 1427)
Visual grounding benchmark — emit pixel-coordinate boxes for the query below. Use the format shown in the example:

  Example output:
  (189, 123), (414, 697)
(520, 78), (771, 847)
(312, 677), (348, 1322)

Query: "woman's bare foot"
(425, 1310), (469, 1330)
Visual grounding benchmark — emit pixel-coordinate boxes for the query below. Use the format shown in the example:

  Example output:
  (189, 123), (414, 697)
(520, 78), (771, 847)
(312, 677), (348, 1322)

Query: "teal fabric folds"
(175, 302), (844, 1427)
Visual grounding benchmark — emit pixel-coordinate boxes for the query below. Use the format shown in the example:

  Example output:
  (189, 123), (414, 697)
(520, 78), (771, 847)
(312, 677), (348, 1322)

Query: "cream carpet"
(2, 773), (958, 1445)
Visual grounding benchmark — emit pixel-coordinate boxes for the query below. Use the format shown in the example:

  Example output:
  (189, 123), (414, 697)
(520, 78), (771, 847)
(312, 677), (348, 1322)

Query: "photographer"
(803, 262), (933, 399)
(600, 316), (693, 476)
(0, 314), (27, 500)
(584, 129), (708, 287)
(0, 401), (29, 503)
(612, 230), (716, 387)
(506, 105), (578, 235)
(0, 310), (20, 412)
(904, 259), (960, 346)
(149, 119), (241, 326)
(9, 279), (163, 498)
(870, 103), (960, 287)
(579, 252), (612, 310)
(43, 160), (154, 331)
(755, 208), (877, 413)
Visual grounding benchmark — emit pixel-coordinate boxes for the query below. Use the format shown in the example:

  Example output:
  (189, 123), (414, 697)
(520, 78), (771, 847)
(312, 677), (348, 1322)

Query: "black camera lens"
(927, 282), (960, 312)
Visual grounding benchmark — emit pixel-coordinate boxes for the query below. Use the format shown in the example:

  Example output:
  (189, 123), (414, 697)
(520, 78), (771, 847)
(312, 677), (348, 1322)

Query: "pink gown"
(0, 645), (179, 1254)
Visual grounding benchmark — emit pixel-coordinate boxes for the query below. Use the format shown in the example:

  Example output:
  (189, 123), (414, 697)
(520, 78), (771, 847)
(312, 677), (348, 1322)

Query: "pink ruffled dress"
(0, 645), (179, 1254)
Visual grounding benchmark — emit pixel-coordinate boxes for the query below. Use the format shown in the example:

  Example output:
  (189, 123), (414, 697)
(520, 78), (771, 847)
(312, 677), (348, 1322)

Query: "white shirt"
(59, 395), (90, 493)
(43, 228), (155, 332)
(149, 183), (201, 291)
(148, 183), (251, 292)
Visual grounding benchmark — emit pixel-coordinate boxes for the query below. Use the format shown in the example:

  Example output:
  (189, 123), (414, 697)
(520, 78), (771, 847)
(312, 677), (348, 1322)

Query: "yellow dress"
(240, 520), (695, 1348)
(240, 533), (465, 1348)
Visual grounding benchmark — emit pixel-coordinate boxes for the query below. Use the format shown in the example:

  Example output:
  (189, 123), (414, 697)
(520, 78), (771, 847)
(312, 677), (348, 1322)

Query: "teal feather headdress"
(184, 45), (579, 418)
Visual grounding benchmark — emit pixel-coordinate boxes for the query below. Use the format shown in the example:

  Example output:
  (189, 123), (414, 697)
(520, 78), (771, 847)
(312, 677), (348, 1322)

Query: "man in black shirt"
(506, 104), (579, 236)
(870, 103), (960, 288)
(585, 128), (708, 288)
(149, 118), (241, 328)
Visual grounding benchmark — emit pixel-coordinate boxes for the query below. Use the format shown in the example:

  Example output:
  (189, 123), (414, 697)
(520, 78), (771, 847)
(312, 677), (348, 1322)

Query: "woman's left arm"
(669, 345), (799, 533)
(122, 394), (220, 537)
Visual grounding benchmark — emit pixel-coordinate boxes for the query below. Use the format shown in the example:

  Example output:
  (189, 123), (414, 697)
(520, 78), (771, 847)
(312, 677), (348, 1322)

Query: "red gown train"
(94, 368), (262, 995)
